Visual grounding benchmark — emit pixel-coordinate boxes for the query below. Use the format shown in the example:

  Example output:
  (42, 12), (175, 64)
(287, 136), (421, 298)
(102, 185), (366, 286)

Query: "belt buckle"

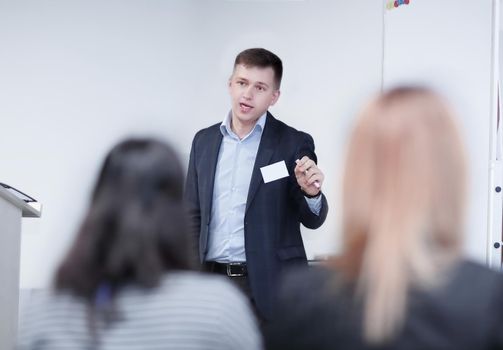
(226, 262), (244, 277)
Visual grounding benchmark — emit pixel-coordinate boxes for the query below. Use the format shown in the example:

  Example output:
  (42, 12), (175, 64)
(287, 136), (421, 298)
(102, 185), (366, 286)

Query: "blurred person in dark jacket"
(266, 87), (503, 350)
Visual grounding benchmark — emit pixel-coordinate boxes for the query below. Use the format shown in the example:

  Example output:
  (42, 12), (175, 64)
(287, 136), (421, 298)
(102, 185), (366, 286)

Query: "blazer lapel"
(202, 128), (223, 221)
(246, 113), (280, 212)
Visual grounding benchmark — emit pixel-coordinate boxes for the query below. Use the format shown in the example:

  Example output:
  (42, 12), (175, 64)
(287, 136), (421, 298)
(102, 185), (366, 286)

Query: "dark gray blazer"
(184, 112), (328, 319)
(266, 260), (503, 350)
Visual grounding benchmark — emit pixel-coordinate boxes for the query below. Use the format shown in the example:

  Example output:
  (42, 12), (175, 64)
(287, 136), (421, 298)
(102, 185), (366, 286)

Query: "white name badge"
(260, 160), (289, 183)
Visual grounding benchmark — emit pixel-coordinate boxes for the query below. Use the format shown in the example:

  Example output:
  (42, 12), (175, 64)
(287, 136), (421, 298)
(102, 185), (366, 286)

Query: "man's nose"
(242, 86), (253, 99)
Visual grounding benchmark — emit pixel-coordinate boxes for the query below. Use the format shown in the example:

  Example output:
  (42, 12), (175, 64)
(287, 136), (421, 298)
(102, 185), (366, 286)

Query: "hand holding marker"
(295, 159), (321, 189)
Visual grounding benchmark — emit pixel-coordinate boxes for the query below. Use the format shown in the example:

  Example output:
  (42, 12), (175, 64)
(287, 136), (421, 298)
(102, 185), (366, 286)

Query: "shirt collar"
(220, 111), (267, 140)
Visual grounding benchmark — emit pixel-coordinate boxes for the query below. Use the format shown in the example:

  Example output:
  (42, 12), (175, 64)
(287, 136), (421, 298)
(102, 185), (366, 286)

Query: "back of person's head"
(56, 138), (196, 300)
(234, 48), (283, 89)
(339, 87), (467, 344)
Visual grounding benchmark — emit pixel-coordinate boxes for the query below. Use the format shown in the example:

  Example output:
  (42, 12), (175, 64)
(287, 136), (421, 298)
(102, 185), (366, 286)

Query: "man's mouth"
(239, 102), (253, 113)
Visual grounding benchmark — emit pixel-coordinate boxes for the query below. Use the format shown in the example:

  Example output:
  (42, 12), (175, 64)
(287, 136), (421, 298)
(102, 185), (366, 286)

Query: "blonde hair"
(340, 87), (467, 344)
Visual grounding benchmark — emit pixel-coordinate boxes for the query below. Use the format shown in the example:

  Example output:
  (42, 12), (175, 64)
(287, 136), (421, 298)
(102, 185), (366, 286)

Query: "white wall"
(7, 0), (498, 289)
(0, 0), (383, 289)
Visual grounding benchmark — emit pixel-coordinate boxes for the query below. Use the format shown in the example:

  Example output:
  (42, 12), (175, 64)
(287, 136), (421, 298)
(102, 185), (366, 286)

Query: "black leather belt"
(204, 261), (248, 277)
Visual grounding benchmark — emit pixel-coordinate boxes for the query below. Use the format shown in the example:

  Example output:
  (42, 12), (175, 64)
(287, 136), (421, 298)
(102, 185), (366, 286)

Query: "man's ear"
(270, 90), (281, 106)
(227, 78), (233, 95)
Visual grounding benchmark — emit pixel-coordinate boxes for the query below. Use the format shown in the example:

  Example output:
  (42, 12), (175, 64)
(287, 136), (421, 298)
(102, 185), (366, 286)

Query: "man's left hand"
(294, 156), (324, 197)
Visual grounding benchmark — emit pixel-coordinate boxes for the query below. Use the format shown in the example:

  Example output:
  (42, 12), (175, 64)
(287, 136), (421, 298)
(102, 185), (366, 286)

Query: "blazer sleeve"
(291, 132), (329, 229)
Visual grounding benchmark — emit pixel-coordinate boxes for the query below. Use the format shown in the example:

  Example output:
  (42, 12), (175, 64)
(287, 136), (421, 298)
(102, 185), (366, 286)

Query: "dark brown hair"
(234, 48), (283, 89)
(55, 138), (196, 301)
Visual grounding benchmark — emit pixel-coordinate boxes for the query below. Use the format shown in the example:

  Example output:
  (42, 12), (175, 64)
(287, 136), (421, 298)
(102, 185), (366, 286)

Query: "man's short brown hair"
(234, 48), (283, 89)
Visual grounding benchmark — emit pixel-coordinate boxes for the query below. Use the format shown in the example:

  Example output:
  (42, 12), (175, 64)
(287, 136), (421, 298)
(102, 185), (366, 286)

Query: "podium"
(0, 184), (41, 350)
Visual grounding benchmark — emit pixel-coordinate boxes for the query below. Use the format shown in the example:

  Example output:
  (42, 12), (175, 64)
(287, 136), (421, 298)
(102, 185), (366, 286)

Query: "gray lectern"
(0, 184), (41, 350)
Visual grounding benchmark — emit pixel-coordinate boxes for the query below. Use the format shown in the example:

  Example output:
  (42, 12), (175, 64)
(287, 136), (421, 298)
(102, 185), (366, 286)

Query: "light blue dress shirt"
(206, 112), (322, 263)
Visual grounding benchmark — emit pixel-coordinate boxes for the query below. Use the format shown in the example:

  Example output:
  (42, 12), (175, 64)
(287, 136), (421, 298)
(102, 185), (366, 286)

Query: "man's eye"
(237, 81), (246, 86)
(256, 86), (265, 91)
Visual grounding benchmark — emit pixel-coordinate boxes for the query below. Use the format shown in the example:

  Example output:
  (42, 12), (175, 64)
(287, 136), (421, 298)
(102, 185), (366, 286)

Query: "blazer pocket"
(277, 246), (306, 261)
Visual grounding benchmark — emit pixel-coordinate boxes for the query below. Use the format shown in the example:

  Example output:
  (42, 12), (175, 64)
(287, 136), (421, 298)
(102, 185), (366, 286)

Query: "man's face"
(228, 64), (280, 127)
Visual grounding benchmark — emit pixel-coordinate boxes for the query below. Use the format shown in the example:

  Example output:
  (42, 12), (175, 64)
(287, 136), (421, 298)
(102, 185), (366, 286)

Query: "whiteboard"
(382, 0), (498, 263)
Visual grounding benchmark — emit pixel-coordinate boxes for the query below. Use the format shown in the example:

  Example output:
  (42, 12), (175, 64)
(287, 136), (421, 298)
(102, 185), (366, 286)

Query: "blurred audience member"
(266, 87), (503, 350)
(18, 138), (262, 350)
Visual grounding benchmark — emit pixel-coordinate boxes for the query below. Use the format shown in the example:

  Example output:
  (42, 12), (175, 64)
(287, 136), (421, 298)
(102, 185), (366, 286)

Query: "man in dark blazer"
(185, 48), (328, 320)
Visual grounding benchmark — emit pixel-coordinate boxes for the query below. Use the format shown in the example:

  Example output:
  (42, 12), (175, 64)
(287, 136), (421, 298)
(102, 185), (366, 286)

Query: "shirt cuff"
(304, 194), (322, 216)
